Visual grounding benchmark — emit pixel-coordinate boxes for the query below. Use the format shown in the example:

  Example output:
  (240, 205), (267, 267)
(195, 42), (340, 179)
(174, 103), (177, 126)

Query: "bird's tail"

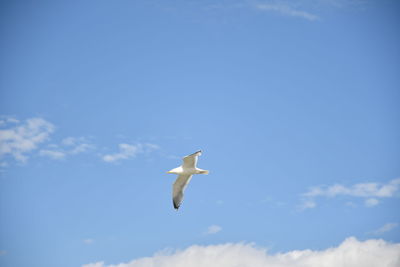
(199, 170), (209, 175)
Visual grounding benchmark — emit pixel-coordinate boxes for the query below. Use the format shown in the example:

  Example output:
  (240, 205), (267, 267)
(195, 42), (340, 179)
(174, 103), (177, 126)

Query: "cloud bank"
(82, 237), (400, 267)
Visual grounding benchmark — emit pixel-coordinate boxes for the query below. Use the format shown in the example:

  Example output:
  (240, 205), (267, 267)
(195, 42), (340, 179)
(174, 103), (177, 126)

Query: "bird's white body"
(166, 150), (209, 210)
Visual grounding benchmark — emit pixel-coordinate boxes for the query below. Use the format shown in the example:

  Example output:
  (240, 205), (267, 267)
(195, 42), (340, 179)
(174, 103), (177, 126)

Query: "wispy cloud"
(39, 137), (94, 160)
(303, 178), (400, 198)
(39, 149), (66, 160)
(82, 237), (400, 267)
(62, 137), (93, 154)
(0, 116), (159, 166)
(0, 116), (19, 126)
(0, 117), (54, 163)
(102, 143), (159, 163)
(370, 223), (398, 235)
(365, 198), (379, 207)
(83, 238), (94, 245)
(255, 3), (319, 21)
(0, 116), (93, 163)
(300, 178), (400, 210)
(204, 225), (222, 235)
(298, 199), (316, 211)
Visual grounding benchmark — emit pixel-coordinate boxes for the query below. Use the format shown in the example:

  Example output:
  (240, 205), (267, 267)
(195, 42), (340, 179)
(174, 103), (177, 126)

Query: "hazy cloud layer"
(300, 178), (400, 210)
(82, 237), (400, 267)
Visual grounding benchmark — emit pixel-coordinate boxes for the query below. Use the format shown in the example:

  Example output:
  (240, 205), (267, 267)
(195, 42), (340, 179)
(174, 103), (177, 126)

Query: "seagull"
(166, 150), (209, 210)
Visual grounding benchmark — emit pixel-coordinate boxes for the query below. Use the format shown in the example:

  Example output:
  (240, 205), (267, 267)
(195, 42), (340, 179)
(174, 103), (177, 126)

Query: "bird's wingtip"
(186, 150), (202, 157)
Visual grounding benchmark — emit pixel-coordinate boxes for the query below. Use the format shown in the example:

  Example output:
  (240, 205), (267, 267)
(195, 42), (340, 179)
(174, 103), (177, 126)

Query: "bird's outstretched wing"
(182, 150), (202, 169)
(172, 174), (193, 210)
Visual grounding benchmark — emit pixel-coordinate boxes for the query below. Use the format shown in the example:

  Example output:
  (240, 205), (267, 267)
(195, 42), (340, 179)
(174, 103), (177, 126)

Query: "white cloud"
(102, 143), (159, 163)
(0, 116), (156, 165)
(82, 237), (400, 267)
(371, 223), (399, 236)
(0, 117), (54, 162)
(102, 144), (140, 162)
(300, 178), (400, 209)
(205, 225), (222, 235)
(255, 3), (319, 21)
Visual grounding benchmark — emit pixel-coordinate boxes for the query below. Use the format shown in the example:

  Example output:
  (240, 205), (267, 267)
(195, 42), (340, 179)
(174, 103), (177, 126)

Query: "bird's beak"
(166, 171), (171, 174)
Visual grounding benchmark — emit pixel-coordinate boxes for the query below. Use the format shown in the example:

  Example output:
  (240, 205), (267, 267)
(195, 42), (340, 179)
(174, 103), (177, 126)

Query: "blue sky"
(1, 0), (399, 266)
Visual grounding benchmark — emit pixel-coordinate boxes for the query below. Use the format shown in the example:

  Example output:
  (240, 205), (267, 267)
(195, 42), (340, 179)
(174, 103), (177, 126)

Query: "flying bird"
(166, 150), (209, 210)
